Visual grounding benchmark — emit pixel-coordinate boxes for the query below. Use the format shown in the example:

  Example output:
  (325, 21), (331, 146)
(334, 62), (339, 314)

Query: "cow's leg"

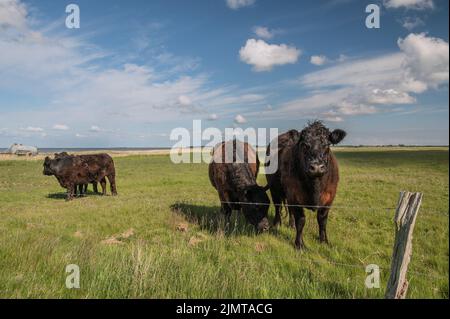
(317, 208), (330, 244)
(218, 192), (232, 224)
(288, 208), (296, 228)
(66, 185), (75, 201)
(220, 203), (232, 219)
(107, 174), (118, 196)
(272, 193), (283, 227)
(77, 184), (83, 197)
(83, 184), (88, 194)
(92, 182), (99, 194)
(100, 178), (107, 196)
(291, 206), (306, 250)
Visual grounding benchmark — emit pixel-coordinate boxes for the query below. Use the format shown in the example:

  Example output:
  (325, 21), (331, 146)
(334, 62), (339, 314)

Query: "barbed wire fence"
(172, 191), (449, 297)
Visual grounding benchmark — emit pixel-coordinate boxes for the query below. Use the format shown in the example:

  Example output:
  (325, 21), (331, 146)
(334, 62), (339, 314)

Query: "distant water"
(0, 147), (170, 153)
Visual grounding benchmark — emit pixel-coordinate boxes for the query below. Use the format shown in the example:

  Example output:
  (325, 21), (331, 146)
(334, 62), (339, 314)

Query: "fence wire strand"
(219, 201), (449, 216)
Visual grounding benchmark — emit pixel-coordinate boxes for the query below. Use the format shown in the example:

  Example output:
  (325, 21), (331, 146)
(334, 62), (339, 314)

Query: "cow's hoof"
(294, 241), (306, 251)
(318, 235), (330, 245)
(112, 193), (118, 196)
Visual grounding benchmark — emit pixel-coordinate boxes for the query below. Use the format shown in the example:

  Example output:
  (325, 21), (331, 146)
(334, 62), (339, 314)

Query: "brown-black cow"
(209, 140), (270, 232)
(266, 121), (346, 249)
(44, 153), (117, 200)
(54, 152), (100, 196)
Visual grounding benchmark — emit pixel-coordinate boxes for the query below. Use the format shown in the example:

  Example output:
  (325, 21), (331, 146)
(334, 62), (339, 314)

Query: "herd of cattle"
(209, 121), (346, 249)
(43, 121), (346, 249)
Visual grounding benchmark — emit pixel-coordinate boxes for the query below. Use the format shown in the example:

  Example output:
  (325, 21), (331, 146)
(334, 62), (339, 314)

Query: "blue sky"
(0, 0), (448, 147)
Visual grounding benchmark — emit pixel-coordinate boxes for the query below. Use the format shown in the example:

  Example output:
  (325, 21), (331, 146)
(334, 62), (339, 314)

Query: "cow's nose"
(309, 163), (326, 174)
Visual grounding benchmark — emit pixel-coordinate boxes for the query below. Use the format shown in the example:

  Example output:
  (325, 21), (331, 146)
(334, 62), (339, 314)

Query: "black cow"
(266, 121), (346, 249)
(209, 140), (270, 232)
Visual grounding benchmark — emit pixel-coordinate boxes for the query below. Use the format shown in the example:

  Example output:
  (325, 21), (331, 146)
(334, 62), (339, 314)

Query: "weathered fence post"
(385, 191), (423, 299)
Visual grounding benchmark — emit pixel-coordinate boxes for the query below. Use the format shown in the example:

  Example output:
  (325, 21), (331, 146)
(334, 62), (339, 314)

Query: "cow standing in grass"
(54, 152), (99, 196)
(266, 121), (346, 249)
(43, 153), (117, 200)
(209, 140), (270, 232)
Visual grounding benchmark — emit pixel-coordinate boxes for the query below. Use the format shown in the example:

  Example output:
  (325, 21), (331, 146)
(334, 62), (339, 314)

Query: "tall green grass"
(0, 148), (448, 298)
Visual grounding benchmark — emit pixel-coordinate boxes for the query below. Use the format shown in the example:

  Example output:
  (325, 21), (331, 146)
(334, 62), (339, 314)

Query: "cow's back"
(209, 141), (259, 195)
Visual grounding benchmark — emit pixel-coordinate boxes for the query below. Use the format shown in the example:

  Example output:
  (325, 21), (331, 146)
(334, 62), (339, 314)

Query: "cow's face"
(242, 185), (270, 232)
(299, 121), (346, 178)
(43, 157), (56, 175)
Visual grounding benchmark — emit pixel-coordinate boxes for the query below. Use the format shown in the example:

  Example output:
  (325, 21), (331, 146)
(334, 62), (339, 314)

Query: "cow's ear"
(329, 129), (346, 145)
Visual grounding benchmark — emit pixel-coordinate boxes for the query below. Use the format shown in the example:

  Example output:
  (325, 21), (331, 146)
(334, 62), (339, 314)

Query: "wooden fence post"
(385, 191), (423, 299)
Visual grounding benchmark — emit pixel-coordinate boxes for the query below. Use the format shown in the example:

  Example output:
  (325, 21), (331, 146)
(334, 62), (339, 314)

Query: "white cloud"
(253, 26), (275, 39)
(310, 55), (329, 66)
(322, 114), (344, 122)
(21, 126), (44, 132)
(301, 53), (405, 88)
(90, 125), (102, 132)
(337, 54), (349, 62)
(0, 0), (271, 140)
(52, 124), (69, 131)
(401, 17), (425, 30)
(239, 39), (301, 72)
(234, 114), (247, 124)
(226, 0), (255, 10)
(398, 33), (449, 91)
(178, 95), (192, 106)
(0, 0), (27, 30)
(207, 114), (219, 121)
(384, 0), (434, 10)
(368, 89), (416, 104)
(75, 133), (86, 138)
(277, 33), (448, 121)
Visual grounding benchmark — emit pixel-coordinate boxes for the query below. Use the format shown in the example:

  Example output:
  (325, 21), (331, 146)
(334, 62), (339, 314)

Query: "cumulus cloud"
(239, 39), (301, 72)
(310, 55), (329, 66)
(0, 0), (270, 143)
(90, 125), (102, 132)
(253, 26), (277, 39)
(21, 126), (44, 132)
(401, 16), (425, 30)
(52, 124), (69, 131)
(234, 114), (247, 124)
(277, 33), (448, 121)
(178, 95), (192, 106)
(384, 0), (434, 10)
(398, 33), (449, 91)
(226, 0), (255, 10)
(0, 0), (27, 29)
(207, 114), (219, 121)
(368, 89), (416, 104)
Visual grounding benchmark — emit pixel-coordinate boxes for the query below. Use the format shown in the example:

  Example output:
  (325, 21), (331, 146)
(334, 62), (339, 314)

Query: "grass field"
(0, 147), (448, 298)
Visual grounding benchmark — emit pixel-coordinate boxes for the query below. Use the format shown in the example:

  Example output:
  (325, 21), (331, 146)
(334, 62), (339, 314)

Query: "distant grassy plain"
(0, 147), (448, 298)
